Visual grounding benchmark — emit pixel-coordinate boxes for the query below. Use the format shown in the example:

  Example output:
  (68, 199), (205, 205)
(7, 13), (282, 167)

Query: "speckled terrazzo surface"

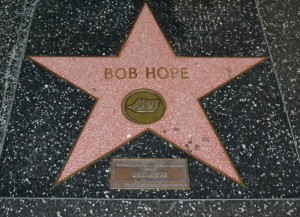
(0, 0), (299, 216)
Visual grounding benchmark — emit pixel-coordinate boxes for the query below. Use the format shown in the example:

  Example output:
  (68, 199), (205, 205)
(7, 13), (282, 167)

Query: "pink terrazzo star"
(29, 4), (265, 186)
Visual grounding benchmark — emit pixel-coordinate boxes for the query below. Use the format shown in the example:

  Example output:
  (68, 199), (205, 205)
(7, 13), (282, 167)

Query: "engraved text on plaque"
(110, 159), (190, 190)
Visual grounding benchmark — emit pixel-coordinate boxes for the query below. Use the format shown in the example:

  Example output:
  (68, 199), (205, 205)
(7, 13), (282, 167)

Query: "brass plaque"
(110, 158), (190, 190)
(121, 89), (167, 125)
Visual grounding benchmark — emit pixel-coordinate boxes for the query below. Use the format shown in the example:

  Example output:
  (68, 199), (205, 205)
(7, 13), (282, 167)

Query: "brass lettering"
(105, 67), (189, 80)
(104, 68), (113, 79)
(129, 67), (138, 78)
(157, 67), (169, 79)
(115, 68), (127, 79)
(181, 67), (189, 79)
(146, 67), (155, 79)
(171, 68), (179, 78)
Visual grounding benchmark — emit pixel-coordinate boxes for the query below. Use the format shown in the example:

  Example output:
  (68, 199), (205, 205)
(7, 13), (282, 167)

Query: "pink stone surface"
(29, 4), (265, 186)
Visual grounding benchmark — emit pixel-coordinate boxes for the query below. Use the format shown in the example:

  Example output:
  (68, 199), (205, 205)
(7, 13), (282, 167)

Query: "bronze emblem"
(122, 89), (166, 124)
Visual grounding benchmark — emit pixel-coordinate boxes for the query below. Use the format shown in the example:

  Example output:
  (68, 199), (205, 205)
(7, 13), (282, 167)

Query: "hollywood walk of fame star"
(28, 4), (265, 187)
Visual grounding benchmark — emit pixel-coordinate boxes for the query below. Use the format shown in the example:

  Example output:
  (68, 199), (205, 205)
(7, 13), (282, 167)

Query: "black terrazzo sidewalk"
(0, 0), (299, 216)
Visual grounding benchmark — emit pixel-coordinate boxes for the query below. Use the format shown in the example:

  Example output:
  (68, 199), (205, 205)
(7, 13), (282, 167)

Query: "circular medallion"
(122, 89), (166, 125)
